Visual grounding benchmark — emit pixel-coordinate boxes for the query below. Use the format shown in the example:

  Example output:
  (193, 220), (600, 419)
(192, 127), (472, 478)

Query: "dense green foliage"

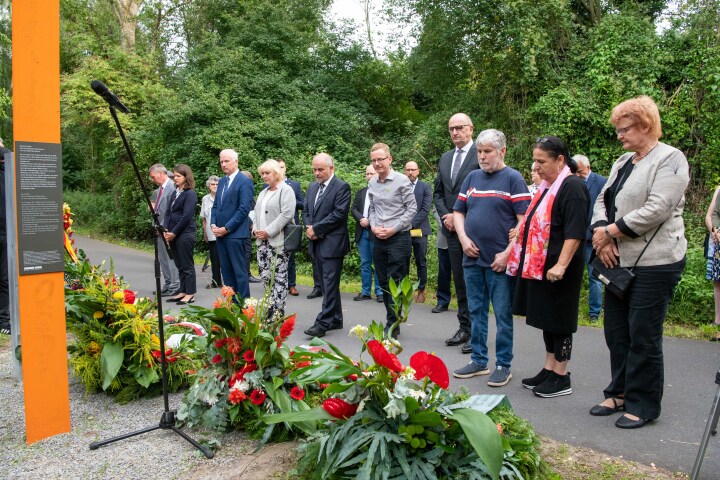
(2, 0), (719, 324)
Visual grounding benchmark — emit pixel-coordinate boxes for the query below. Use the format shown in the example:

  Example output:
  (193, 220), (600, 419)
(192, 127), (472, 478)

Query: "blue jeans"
(464, 265), (515, 368)
(585, 244), (603, 318)
(358, 229), (382, 296)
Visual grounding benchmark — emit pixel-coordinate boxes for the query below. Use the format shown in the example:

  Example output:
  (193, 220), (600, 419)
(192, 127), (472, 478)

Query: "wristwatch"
(604, 226), (613, 238)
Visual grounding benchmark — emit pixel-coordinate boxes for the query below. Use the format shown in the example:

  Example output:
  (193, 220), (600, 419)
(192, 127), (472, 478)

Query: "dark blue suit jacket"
(434, 144), (480, 236)
(411, 180), (432, 236)
(303, 176), (351, 258)
(211, 172), (254, 239)
(585, 171), (607, 240)
(164, 189), (198, 237)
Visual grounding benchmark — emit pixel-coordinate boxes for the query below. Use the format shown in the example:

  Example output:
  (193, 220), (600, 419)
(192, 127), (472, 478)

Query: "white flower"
(408, 389), (427, 400)
(400, 366), (416, 380)
(356, 399), (366, 413)
(349, 325), (368, 338)
(244, 297), (258, 307)
(201, 392), (218, 406)
(233, 380), (250, 392)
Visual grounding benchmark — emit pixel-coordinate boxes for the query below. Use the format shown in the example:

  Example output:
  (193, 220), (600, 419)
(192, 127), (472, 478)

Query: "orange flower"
(229, 389), (247, 405)
(496, 423), (503, 435)
(242, 306), (255, 319)
(221, 285), (235, 299)
(227, 337), (242, 355)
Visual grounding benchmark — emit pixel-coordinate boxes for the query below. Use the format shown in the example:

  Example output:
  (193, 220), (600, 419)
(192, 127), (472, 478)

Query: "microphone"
(90, 80), (131, 113)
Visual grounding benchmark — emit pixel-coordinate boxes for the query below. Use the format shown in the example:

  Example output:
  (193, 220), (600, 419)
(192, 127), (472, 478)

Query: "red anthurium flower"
(123, 289), (135, 304)
(228, 389), (247, 405)
(410, 351), (450, 389)
(249, 389), (267, 405)
(290, 386), (305, 401)
(367, 340), (404, 373)
(322, 398), (358, 419)
(279, 314), (296, 340)
(243, 350), (255, 362)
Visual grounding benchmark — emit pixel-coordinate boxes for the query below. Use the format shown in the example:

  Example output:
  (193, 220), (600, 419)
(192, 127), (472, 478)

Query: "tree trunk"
(111, 0), (143, 53)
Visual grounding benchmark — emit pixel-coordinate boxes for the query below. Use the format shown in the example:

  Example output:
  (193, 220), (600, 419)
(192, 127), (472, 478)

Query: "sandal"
(589, 397), (625, 416)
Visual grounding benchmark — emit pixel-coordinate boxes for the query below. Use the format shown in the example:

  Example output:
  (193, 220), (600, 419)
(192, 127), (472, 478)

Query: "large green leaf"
(134, 364), (159, 388)
(448, 408), (503, 480)
(262, 406), (335, 424)
(100, 342), (123, 391)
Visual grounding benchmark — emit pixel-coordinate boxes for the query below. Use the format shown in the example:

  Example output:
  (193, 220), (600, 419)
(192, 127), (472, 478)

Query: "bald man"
(405, 161), (432, 303)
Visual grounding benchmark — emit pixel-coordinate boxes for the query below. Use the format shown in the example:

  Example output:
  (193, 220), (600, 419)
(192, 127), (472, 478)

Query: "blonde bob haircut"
(610, 95), (663, 140)
(258, 159), (283, 181)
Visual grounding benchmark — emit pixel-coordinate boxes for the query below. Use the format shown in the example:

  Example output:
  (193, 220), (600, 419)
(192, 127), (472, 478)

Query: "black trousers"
(171, 234), (197, 295)
(314, 254), (343, 329)
(0, 234), (9, 329)
(446, 233), (470, 332)
(374, 231), (411, 327)
(207, 240), (222, 287)
(603, 259), (685, 420)
(411, 235), (428, 291)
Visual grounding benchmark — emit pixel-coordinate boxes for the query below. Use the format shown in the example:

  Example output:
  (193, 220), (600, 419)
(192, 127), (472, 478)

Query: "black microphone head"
(90, 80), (108, 95)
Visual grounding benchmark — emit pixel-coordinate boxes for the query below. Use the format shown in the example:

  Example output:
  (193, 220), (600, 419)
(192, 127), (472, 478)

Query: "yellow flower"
(93, 311), (104, 319)
(151, 334), (160, 345)
(112, 291), (124, 300)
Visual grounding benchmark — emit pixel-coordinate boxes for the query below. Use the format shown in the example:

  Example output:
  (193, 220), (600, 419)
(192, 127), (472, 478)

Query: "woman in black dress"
(507, 136), (589, 398)
(164, 164), (198, 305)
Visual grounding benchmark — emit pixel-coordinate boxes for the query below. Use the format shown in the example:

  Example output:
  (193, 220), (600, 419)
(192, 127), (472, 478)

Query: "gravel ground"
(0, 343), (295, 480)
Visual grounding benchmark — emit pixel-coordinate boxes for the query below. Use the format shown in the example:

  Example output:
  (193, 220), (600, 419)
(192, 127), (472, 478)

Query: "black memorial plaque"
(15, 141), (64, 274)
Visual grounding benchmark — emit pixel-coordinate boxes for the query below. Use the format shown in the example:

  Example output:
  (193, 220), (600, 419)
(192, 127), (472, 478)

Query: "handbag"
(280, 188), (302, 253)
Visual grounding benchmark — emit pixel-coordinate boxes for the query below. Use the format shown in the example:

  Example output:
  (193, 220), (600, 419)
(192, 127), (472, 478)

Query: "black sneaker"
(453, 362), (490, 379)
(521, 368), (553, 390)
(533, 371), (572, 398)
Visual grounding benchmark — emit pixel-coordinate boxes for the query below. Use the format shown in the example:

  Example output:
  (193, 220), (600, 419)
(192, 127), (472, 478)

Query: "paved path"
(75, 235), (720, 477)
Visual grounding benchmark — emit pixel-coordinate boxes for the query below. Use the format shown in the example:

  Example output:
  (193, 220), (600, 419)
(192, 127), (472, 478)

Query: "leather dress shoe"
(327, 323), (343, 331)
(249, 275), (262, 283)
(432, 304), (449, 313)
(589, 398), (625, 416)
(289, 286), (299, 296)
(615, 415), (651, 429)
(461, 341), (472, 354)
(304, 325), (326, 338)
(307, 288), (323, 299)
(446, 329), (470, 346)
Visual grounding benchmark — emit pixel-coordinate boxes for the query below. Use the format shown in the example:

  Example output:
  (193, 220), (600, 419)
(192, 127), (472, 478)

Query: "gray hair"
(475, 129), (506, 151)
(313, 152), (334, 167)
(572, 154), (590, 167)
(149, 163), (167, 175)
(219, 149), (239, 162)
(206, 175), (220, 187)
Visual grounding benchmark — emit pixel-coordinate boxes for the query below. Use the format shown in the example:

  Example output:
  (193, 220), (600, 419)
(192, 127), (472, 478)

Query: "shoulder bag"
(280, 188), (302, 253)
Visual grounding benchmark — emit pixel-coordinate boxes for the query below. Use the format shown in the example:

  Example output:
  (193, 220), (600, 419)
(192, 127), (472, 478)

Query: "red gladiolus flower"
(279, 314), (296, 340)
(243, 350), (255, 362)
(249, 389), (267, 405)
(367, 340), (404, 373)
(409, 351), (450, 389)
(123, 289), (136, 304)
(229, 389), (247, 405)
(322, 398), (358, 419)
(227, 337), (242, 355)
(215, 338), (230, 349)
(211, 354), (223, 364)
(290, 386), (305, 401)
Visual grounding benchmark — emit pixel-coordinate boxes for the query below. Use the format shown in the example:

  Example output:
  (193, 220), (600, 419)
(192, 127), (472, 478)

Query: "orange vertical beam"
(12, 0), (71, 443)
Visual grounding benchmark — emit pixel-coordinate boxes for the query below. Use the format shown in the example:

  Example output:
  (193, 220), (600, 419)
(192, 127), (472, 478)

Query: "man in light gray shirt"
(149, 164), (180, 296)
(368, 143), (417, 338)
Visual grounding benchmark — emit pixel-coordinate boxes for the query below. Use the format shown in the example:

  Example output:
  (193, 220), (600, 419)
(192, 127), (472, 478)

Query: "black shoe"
(176, 296), (195, 305)
(376, 294), (384, 303)
(327, 323), (343, 331)
(615, 415), (651, 429)
(521, 368), (553, 390)
(249, 275), (262, 283)
(432, 304), (449, 313)
(590, 398), (625, 416)
(533, 371), (572, 398)
(166, 296), (184, 303)
(304, 325), (326, 338)
(354, 294), (372, 301)
(461, 341), (472, 354)
(446, 329), (470, 346)
(307, 288), (323, 299)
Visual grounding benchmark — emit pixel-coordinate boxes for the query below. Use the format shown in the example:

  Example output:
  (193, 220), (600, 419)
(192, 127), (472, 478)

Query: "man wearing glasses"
(434, 113), (480, 353)
(368, 144), (417, 338)
(404, 161), (432, 304)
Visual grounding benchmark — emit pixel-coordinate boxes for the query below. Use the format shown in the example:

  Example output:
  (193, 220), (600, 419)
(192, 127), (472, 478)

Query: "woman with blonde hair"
(589, 95), (689, 428)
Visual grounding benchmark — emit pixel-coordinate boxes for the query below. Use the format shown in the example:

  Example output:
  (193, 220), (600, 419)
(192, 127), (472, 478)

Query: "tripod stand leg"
(691, 384), (720, 480)
(90, 424), (161, 450)
(171, 426), (214, 458)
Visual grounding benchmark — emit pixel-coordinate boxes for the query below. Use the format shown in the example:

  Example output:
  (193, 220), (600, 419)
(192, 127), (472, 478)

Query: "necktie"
(314, 183), (325, 212)
(451, 148), (463, 183)
(157, 185), (164, 203)
(411, 181), (416, 192)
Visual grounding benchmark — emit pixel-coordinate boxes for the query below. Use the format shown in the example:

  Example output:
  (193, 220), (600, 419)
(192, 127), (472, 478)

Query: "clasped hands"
(592, 227), (619, 268)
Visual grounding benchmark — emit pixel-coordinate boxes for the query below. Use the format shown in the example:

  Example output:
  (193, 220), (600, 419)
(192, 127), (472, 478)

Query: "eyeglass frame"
(448, 124), (471, 132)
(371, 156), (390, 164)
(615, 124), (635, 136)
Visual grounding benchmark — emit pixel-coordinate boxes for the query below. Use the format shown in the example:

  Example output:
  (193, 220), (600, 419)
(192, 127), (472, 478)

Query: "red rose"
(228, 389), (247, 405)
(212, 354), (223, 364)
(290, 386), (305, 401)
(249, 389), (267, 405)
(322, 398), (358, 419)
(278, 314), (296, 340)
(367, 340), (404, 373)
(243, 350), (255, 363)
(409, 351), (449, 389)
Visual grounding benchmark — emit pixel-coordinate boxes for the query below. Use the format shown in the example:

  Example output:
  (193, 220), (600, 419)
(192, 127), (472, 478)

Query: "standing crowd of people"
(144, 95), (695, 429)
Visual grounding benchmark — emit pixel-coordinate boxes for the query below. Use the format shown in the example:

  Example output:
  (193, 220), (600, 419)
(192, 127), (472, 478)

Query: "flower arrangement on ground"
(176, 286), (315, 442)
(65, 253), (199, 403)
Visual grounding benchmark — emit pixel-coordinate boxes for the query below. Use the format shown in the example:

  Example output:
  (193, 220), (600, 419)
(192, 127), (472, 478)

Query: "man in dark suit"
(351, 164), (383, 302)
(149, 164), (180, 296)
(434, 113), (480, 352)
(276, 159), (305, 296)
(574, 154), (607, 322)
(405, 161), (432, 303)
(303, 153), (351, 337)
(211, 149), (254, 300)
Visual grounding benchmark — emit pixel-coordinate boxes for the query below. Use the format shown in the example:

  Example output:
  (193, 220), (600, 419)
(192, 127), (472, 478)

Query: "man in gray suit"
(149, 164), (180, 296)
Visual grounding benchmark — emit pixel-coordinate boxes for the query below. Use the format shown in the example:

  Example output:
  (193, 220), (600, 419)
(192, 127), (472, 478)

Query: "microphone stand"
(88, 105), (213, 459)
(690, 367), (720, 479)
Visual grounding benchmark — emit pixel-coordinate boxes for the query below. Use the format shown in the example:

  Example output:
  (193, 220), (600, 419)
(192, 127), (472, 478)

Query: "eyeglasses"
(209, 183), (218, 186)
(448, 125), (470, 132)
(536, 136), (560, 149)
(405, 168), (418, 172)
(371, 156), (390, 164)
(615, 124), (635, 136)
